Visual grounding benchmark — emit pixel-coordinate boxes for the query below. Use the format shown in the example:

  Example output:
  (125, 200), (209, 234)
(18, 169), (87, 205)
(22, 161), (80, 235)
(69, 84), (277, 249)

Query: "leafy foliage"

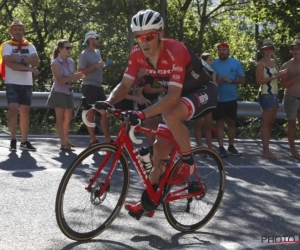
(0, 0), (298, 134)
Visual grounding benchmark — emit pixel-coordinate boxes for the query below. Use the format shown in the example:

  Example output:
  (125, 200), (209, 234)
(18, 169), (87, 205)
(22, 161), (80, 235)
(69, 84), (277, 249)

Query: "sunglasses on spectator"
(94, 37), (100, 40)
(64, 46), (72, 50)
(135, 32), (157, 43)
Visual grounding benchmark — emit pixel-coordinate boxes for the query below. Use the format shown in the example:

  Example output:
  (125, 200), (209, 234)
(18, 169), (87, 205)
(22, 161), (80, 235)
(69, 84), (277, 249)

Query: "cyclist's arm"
(106, 76), (134, 104)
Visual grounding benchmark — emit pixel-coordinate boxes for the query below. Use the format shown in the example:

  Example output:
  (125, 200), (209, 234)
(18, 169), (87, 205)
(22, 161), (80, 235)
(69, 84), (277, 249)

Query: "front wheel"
(163, 147), (226, 232)
(55, 143), (129, 241)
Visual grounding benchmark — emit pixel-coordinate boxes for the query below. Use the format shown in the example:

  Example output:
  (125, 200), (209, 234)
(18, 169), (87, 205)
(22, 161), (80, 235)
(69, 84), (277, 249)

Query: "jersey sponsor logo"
(172, 64), (183, 72)
(198, 93), (209, 105)
(171, 74), (180, 80)
(162, 60), (168, 65)
(146, 69), (172, 74)
(191, 70), (200, 79)
(166, 49), (175, 61)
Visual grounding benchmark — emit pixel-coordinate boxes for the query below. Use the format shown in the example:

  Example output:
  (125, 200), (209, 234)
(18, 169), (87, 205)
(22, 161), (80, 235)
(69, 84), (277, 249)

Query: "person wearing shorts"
(95, 9), (218, 217)
(78, 31), (112, 146)
(212, 42), (245, 158)
(256, 39), (287, 159)
(137, 75), (166, 152)
(0, 19), (40, 151)
(47, 39), (84, 151)
(281, 39), (300, 158)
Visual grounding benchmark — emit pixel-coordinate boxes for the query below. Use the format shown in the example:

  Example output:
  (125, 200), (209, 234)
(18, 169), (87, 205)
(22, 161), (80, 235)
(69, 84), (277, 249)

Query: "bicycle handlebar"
(81, 106), (143, 145)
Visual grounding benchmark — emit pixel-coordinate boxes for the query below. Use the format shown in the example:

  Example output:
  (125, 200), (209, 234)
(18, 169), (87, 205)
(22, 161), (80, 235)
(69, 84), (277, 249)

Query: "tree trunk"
(128, 0), (136, 53)
(198, 20), (207, 54)
(160, 0), (167, 37)
(255, 24), (259, 61)
(197, 0), (208, 54)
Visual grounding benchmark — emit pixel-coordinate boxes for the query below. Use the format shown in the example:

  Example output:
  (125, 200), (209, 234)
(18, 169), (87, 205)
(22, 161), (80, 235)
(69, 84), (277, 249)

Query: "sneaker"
(20, 141), (36, 151)
(227, 145), (242, 156)
(219, 146), (228, 158)
(9, 139), (17, 151)
(167, 162), (194, 185)
(124, 201), (155, 218)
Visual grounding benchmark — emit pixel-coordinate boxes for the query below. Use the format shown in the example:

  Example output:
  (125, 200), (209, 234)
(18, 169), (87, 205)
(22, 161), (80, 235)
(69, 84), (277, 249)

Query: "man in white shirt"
(0, 19), (40, 151)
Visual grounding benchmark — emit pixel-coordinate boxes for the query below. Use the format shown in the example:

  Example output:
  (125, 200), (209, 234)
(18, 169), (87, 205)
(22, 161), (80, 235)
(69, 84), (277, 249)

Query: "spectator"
(47, 39), (85, 151)
(0, 19), (40, 151)
(281, 39), (300, 159)
(256, 39), (287, 159)
(113, 68), (150, 111)
(136, 70), (166, 152)
(78, 31), (112, 146)
(194, 52), (216, 151)
(212, 42), (245, 157)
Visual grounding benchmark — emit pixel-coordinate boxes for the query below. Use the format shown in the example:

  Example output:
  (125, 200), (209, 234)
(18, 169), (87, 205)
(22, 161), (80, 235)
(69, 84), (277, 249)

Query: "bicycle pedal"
(128, 211), (143, 220)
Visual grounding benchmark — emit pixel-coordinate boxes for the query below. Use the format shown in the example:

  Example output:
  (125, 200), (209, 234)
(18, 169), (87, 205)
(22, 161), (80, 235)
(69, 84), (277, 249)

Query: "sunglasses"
(135, 32), (157, 43)
(94, 37), (100, 40)
(64, 46), (72, 50)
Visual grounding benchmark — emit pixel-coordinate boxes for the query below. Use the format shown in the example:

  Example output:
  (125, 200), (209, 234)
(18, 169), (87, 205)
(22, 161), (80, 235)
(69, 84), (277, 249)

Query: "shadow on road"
(52, 151), (78, 169)
(0, 151), (46, 178)
(59, 239), (136, 250)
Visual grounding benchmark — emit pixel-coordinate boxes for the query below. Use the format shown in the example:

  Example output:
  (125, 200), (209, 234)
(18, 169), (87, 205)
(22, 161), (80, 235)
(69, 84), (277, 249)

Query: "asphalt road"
(0, 135), (299, 250)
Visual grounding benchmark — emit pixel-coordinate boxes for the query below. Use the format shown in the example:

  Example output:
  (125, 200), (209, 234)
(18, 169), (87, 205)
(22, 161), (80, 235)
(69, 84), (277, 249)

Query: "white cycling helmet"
(131, 9), (164, 32)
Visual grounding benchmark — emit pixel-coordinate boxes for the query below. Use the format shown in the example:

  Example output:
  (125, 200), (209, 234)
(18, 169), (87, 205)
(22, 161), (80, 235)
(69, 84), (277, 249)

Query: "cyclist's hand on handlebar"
(95, 101), (113, 111)
(126, 110), (145, 126)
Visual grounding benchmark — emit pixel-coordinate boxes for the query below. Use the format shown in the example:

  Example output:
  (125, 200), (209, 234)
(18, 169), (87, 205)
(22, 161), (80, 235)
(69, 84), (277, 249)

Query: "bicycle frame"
(85, 115), (206, 207)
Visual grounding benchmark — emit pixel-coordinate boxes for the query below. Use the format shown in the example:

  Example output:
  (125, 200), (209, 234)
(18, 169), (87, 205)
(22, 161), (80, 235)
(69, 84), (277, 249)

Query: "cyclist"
(94, 9), (218, 217)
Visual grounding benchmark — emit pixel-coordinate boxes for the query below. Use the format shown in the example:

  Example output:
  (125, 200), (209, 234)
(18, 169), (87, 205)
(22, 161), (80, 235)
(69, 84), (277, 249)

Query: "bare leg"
(19, 105), (30, 142)
(287, 120), (299, 157)
(261, 107), (279, 158)
(163, 102), (190, 152)
(144, 116), (161, 146)
(63, 109), (73, 145)
(87, 109), (97, 142)
(216, 119), (225, 147)
(225, 117), (236, 146)
(100, 114), (112, 142)
(55, 107), (65, 145)
(194, 117), (202, 146)
(151, 137), (174, 184)
(203, 113), (213, 149)
(7, 103), (19, 140)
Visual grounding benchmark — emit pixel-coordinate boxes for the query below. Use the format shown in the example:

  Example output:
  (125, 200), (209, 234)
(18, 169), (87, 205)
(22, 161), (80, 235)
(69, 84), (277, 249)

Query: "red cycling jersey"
(124, 38), (204, 95)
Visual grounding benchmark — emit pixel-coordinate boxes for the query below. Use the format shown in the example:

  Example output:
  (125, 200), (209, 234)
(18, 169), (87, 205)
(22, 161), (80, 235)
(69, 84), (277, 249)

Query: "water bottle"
(139, 146), (153, 176)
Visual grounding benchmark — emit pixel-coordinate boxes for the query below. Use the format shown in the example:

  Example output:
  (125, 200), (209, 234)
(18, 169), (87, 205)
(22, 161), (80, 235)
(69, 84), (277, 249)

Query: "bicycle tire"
(55, 143), (129, 241)
(163, 147), (226, 232)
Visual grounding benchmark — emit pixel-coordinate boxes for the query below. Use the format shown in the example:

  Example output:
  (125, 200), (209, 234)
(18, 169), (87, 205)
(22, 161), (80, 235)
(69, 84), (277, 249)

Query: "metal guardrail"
(0, 91), (286, 119)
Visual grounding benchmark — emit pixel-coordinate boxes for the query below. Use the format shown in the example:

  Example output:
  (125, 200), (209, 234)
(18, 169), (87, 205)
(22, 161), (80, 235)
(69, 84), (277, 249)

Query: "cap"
(261, 39), (275, 49)
(9, 19), (25, 30)
(290, 39), (300, 48)
(217, 42), (229, 49)
(82, 31), (99, 46)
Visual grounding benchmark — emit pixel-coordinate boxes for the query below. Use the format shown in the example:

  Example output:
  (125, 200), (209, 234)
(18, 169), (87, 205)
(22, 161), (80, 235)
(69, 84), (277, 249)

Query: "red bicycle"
(55, 105), (226, 241)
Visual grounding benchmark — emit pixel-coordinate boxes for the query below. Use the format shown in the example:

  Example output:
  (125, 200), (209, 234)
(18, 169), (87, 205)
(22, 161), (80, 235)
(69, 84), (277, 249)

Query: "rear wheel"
(163, 147), (226, 232)
(55, 143), (129, 241)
